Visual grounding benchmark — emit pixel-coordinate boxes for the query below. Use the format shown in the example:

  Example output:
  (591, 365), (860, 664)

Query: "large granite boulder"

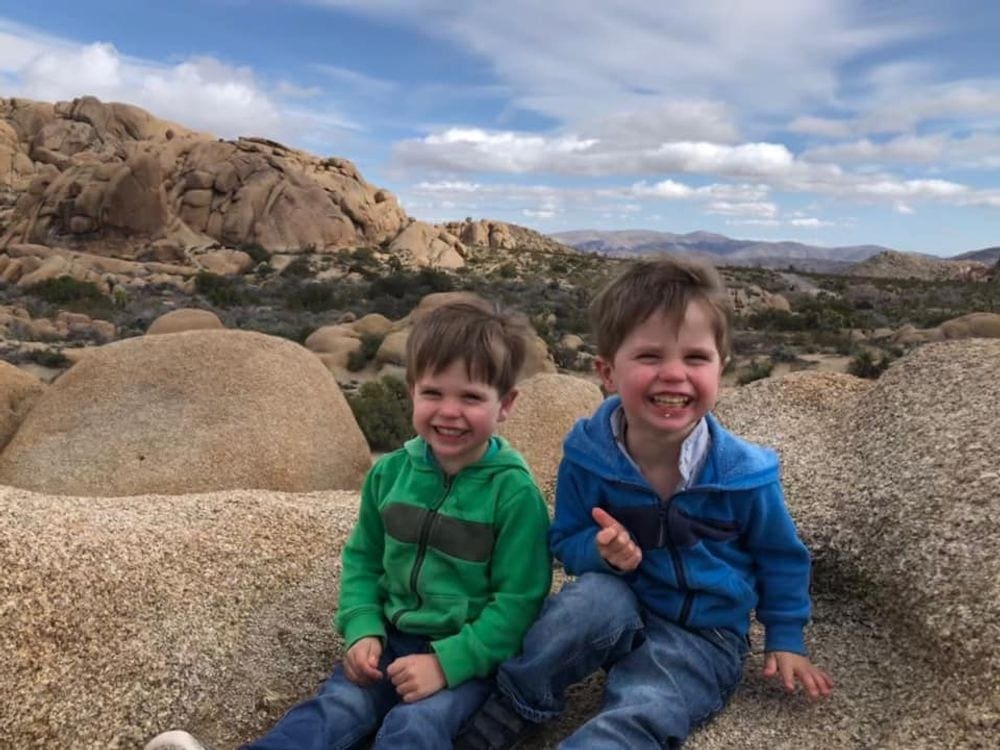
(0, 486), (358, 749)
(2, 341), (996, 749)
(0, 330), (370, 495)
(499, 372), (604, 504)
(146, 308), (224, 335)
(0, 362), (44, 450)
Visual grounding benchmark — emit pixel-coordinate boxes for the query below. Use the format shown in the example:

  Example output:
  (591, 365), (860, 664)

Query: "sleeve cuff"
(341, 611), (386, 649)
(763, 624), (807, 655)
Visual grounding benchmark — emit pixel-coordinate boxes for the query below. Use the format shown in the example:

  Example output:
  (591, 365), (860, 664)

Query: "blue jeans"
(244, 627), (491, 750)
(495, 573), (748, 750)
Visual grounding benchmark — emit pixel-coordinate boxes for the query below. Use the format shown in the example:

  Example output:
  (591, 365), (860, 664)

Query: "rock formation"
(0, 329), (370, 495)
(0, 362), (44, 450)
(498, 372), (604, 503)
(304, 292), (557, 381)
(2, 340), (997, 748)
(1, 96), (573, 280)
(849, 249), (989, 281)
(146, 308), (225, 335)
(892, 311), (1000, 345)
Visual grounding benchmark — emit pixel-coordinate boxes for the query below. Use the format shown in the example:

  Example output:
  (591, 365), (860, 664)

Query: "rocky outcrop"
(443, 219), (574, 255)
(0, 330), (370, 495)
(146, 308), (224, 335)
(2, 96), (557, 275)
(498, 372), (604, 503)
(0, 362), (43, 450)
(892, 311), (1000, 345)
(850, 250), (989, 281)
(0, 341), (997, 748)
(0, 302), (116, 343)
(305, 292), (556, 381)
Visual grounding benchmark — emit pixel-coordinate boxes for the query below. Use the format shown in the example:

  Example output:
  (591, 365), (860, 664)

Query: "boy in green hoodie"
(145, 298), (551, 750)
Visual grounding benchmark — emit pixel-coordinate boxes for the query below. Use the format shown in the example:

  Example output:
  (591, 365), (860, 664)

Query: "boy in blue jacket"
(457, 257), (832, 750)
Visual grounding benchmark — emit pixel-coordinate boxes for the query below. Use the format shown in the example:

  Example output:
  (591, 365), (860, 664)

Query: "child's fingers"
(592, 507), (622, 530)
(762, 652), (777, 677)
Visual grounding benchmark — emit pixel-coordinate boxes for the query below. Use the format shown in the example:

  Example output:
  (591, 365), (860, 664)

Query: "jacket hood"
(563, 395), (779, 492)
(403, 435), (532, 478)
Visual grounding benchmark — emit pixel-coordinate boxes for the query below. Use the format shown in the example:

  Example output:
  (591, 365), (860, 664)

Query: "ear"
(594, 356), (618, 394)
(496, 388), (518, 423)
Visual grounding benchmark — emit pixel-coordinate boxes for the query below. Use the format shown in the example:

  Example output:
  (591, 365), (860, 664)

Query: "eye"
(686, 352), (714, 363)
(419, 388), (442, 398)
(463, 392), (486, 403)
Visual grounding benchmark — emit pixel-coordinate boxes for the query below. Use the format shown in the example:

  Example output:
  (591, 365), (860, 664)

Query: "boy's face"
(595, 301), (723, 446)
(410, 360), (517, 475)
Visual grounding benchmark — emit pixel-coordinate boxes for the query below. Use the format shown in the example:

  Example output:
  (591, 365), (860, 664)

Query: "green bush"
(347, 333), (384, 372)
(281, 256), (313, 278)
(26, 348), (69, 368)
(27, 276), (104, 304)
(239, 242), (271, 265)
(195, 272), (244, 307)
(347, 376), (414, 452)
(285, 282), (339, 312)
(737, 359), (774, 385)
(848, 350), (893, 379)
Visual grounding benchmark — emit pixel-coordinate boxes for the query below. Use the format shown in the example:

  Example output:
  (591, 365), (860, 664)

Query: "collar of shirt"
(610, 406), (711, 493)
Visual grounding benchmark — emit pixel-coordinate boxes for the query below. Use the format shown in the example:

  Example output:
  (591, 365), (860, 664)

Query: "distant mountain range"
(548, 229), (992, 273)
(952, 246), (1000, 264)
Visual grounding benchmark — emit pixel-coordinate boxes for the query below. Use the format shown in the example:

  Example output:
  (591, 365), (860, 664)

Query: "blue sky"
(2, 1), (999, 257)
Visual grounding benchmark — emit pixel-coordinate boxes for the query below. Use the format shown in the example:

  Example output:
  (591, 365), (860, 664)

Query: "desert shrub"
(194, 272), (244, 307)
(769, 344), (798, 363)
(239, 242), (270, 265)
(737, 359), (773, 385)
(281, 256), (313, 278)
(347, 376), (414, 451)
(285, 281), (340, 312)
(347, 333), (384, 372)
(25, 348), (69, 368)
(27, 276), (104, 304)
(848, 350), (894, 379)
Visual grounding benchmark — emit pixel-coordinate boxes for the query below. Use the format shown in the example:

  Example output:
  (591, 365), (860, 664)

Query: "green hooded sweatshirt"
(335, 435), (551, 687)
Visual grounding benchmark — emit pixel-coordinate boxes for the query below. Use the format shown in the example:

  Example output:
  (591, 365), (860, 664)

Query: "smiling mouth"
(433, 426), (466, 437)
(650, 395), (690, 407)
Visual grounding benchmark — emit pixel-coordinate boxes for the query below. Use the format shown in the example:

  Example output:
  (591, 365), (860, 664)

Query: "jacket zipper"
(391, 472), (454, 627)
(658, 494), (694, 626)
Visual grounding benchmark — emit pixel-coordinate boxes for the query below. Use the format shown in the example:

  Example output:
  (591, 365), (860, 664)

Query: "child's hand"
(763, 651), (833, 699)
(344, 636), (383, 686)
(593, 507), (642, 571)
(387, 653), (447, 703)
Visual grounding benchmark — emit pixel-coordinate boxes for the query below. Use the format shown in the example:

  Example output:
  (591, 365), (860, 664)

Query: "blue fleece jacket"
(549, 395), (812, 654)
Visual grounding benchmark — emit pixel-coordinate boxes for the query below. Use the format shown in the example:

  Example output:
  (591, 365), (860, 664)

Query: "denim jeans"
(244, 627), (491, 750)
(495, 572), (748, 749)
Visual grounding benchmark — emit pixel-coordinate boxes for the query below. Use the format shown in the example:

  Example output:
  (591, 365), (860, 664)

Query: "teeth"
(651, 395), (688, 406)
(435, 427), (464, 436)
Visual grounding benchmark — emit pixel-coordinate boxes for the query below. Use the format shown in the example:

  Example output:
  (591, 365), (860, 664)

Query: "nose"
(656, 358), (685, 381)
(438, 398), (462, 418)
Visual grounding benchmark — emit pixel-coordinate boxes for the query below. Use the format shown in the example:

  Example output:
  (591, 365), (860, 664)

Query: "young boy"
(457, 257), (832, 750)
(146, 298), (551, 750)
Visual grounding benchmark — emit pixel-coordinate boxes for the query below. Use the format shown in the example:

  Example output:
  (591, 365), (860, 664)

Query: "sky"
(1, 1), (999, 257)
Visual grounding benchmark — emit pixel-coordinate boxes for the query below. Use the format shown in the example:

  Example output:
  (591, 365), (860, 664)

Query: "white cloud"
(0, 24), (355, 143)
(789, 217), (834, 227)
(803, 134), (947, 164)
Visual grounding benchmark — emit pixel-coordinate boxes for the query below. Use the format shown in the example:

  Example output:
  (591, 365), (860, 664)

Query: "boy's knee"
(546, 573), (641, 631)
(379, 699), (447, 733)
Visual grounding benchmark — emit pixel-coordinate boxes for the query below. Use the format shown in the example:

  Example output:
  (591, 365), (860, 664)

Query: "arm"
(334, 465), (388, 650)
(549, 458), (621, 575)
(430, 484), (552, 688)
(744, 481), (832, 696)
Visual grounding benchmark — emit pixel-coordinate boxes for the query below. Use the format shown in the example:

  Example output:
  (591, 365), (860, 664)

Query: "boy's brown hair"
(405, 296), (529, 396)
(590, 255), (731, 362)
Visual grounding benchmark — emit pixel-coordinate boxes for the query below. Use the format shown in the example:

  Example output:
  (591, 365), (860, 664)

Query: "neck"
(623, 419), (689, 469)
